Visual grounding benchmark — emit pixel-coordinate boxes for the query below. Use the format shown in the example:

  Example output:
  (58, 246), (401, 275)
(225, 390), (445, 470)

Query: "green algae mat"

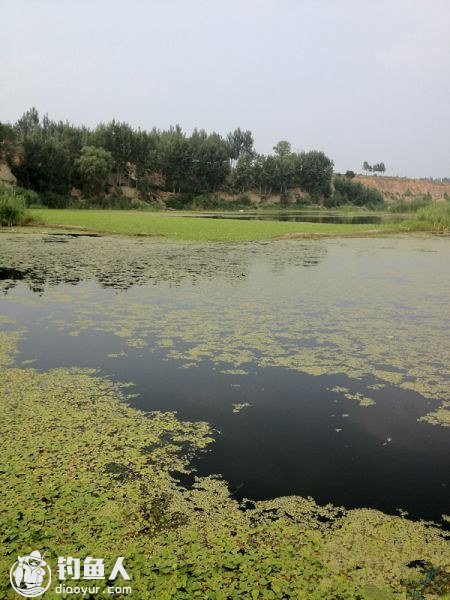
(29, 209), (405, 241)
(0, 232), (449, 599)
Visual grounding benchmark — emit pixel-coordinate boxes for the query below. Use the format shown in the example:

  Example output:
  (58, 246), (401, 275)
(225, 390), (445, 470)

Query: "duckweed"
(0, 233), (448, 431)
(1, 233), (449, 596)
(0, 330), (449, 599)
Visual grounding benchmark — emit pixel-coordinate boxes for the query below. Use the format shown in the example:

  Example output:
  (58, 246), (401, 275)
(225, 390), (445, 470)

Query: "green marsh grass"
(412, 202), (450, 233)
(30, 209), (401, 241)
(0, 184), (29, 227)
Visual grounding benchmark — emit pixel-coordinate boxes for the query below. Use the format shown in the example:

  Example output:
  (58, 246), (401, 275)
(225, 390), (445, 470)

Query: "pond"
(0, 232), (449, 524)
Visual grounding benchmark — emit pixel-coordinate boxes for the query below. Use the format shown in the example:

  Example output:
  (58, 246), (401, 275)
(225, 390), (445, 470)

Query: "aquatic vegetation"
(0, 329), (23, 368)
(221, 368), (250, 376)
(0, 232), (449, 596)
(232, 402), (251, 413)
(420, 402), (450, 427)
(0, 233), (448, 429)
(0, 330), (448, 599)
(329, 386), (376, 407)
(0, 314), (15, 325)
(29, 208), (404, 241)
(0, 232), (259, 292)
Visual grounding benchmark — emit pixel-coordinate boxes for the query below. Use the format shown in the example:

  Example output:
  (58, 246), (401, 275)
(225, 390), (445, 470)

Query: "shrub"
(165, 193), (194, 210)
(0, 184), (28, 226)
(235, 193), (252, 207)
(88, 193), (150, 210)
(15, 186), (42, 207)
(280, 191), (293, 205)
(40, 190), (69, 208)
(329, 176), (384, 208)
(192, 194), (218, 209)
(295, 194), (311, 207)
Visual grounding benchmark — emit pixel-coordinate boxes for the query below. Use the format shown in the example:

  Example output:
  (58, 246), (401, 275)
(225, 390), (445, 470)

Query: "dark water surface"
(1, 233), (449, 523)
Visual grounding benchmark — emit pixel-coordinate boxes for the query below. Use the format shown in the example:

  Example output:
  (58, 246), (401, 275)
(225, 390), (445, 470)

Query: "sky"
(1, 0), (449, 178)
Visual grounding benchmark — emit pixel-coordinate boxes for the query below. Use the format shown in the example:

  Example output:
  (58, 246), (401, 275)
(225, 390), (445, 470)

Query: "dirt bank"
(355, 175), (450, 202)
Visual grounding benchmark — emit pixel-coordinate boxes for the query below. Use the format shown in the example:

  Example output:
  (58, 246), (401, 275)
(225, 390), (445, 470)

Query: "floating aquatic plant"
(0, 234), (449, 597)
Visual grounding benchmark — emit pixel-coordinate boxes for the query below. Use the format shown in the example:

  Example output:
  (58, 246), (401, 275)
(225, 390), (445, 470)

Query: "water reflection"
(0, 234), (327, 293)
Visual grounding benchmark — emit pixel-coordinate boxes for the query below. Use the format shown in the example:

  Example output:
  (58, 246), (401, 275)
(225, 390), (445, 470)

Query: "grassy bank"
(28, 209), (404, 241)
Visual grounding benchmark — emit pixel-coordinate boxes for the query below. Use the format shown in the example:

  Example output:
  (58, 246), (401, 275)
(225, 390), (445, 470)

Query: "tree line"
(362, 161), (386, 175)
(0, 108), (383, 208)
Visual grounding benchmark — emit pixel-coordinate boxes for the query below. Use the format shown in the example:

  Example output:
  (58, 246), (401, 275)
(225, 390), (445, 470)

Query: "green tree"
(75, 146), (114, 196)
(13, 136), (72, 194)
(0, 122), (17, 162)
(15, 107), (40, 141)
(273, 140), (291, 157)
(132, 129), (160, 187)
(252, 154), (266, 195)
(159, 127), (192, 193)
(273, 141), (295, 194)
(226, 128), (253, 166)
(235, 153), (255, 192)
(295, 151), (334, 200)
(362, 161), (372, 175)
(190, 131), (229, 192)
(372, 162), (386, 175)
(261, 155), (278, 196)
(90, 120), (135, 184)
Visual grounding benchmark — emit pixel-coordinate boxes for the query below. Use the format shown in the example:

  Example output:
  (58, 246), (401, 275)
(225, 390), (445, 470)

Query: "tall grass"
(412, 202), (450, 233)
(0, 184), (29, 226)
(389, 195), (432, 213)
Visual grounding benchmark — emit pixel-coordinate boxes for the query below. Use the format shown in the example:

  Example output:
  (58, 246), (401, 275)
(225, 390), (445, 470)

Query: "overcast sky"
(1, 0), (449, 177)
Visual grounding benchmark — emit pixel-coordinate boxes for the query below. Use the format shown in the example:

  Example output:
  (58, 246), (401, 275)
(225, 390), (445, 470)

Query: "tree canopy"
(2, 108), (387, 208)
(363, 161), (386, 175)
(75, 146), (114, 196)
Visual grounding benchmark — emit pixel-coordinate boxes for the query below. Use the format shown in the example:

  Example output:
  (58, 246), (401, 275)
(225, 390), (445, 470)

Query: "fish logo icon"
(10, 550), (51, 597)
